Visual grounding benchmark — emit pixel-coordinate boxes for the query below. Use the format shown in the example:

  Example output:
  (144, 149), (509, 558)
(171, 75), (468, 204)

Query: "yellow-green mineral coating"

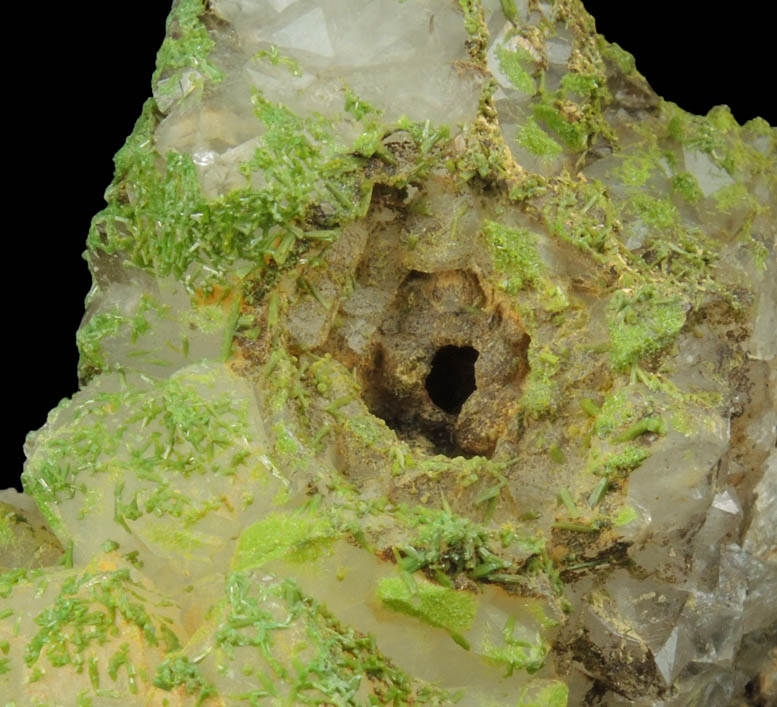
(517, 680), (570, 706)
(232, 511), (335, 571)
(606, 286), (688, 370)
(377, 573), (478, 637)
(496, 45), (537, 94)
(5, 0), (775, 704)
(483, 221), (545, 295)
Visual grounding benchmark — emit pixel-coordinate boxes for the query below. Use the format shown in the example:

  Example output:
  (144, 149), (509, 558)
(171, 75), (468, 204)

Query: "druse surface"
(2, 0), (776, 705)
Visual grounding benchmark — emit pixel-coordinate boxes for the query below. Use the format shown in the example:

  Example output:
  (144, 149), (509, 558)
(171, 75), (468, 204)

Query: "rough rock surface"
(1, 1), (775, 705)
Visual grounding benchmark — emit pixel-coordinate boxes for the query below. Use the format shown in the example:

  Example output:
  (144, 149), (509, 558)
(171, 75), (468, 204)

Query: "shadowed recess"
(425, 345), (479, 415)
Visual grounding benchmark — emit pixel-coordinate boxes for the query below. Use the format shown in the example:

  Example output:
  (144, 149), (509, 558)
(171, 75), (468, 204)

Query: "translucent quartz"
(2, 0), (775, 704)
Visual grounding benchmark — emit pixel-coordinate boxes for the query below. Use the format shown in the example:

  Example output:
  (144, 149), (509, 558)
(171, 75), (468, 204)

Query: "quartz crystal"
(2, 1), (776, 704)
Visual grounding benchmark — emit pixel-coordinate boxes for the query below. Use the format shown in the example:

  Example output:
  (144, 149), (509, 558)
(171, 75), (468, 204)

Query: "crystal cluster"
(1, 1), (775, 704)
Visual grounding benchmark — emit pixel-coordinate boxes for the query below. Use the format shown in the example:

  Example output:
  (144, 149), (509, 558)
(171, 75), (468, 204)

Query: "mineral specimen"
(2, 0), (775, 705)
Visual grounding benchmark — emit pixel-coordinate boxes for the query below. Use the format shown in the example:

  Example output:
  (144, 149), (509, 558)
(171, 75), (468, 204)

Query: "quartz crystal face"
(2, 1), (776, 705)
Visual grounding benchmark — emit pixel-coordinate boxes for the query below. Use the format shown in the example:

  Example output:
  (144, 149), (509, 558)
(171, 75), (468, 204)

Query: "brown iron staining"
(359, 269), (529, 458)
(268, 174), (532, 460)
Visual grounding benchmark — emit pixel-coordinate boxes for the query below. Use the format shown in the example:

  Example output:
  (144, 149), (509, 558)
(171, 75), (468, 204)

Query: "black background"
(6, 2), (775, 492)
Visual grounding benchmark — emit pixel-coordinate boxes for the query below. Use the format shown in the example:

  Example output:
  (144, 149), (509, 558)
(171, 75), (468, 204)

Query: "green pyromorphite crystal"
(377, 573), (479, 638)
(3, 0), (775, 705)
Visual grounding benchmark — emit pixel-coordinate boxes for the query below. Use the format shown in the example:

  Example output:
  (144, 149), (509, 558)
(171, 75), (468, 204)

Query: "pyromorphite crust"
(606, 286), (688, 370)
(3, 0), (776, 705)
(378, 574), (478, 638)
(232, 510), (336, 571)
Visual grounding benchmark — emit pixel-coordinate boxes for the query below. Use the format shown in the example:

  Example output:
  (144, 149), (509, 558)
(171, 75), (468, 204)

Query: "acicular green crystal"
(2, 1), (776, 705)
